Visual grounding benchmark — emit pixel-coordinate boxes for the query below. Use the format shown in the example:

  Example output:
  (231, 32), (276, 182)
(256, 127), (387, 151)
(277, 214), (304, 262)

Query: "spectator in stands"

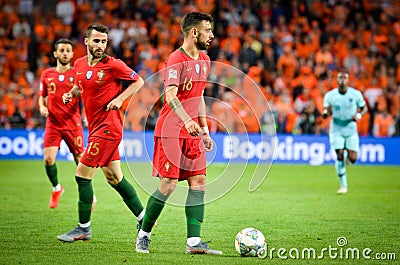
(56, 0), (75, 25)
(373, 108), (395, 137)
(0, 93), (11, 129)
(261, 99), (277, 135)
(276, 45), (297, 89)
(9, 107), (26, 128)
(296, 99), (321, 135)
(386, 77), (400, 119)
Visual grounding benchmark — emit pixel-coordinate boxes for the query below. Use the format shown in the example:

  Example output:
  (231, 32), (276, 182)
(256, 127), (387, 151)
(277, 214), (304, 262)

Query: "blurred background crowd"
(0, 0), (399, 137)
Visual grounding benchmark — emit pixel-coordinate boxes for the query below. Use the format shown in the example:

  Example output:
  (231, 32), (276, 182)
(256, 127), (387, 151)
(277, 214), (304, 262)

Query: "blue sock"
(335, 160), (347, 188)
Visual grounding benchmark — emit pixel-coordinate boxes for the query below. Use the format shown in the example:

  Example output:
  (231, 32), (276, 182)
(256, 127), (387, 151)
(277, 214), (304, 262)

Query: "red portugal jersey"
(40, 67), (82, 130)
(74, 55), (140, 140)
(154, 48), (210, 138)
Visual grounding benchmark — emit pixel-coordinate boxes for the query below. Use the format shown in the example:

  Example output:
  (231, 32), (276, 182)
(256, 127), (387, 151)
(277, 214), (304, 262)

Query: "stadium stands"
(0, 0), (399, 136)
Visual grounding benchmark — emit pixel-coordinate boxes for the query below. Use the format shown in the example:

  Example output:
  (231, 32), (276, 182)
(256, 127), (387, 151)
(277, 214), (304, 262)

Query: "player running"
(323, 70), (367, 194)
(38, 39), (85, 209)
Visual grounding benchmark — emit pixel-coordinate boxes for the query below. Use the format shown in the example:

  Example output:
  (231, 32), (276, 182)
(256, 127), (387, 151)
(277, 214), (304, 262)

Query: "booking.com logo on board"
(221, 134), (387, 165)
(0, 130), (398, 165)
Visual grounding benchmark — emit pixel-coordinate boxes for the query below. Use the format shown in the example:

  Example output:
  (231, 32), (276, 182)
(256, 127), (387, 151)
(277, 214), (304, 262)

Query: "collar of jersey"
(87, 53), (107, 65)
(180, 47), (189, 56)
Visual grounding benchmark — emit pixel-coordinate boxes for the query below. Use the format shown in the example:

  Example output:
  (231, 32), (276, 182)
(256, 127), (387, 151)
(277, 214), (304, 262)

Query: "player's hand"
(39, 106), (49, 117)
(203, 135), (213, 152)
(106, 98), (122, 111)
(62, 92), (72, 104)
(322, 107), (331, 119)
(184, 120), (201, 136)
(352, 113), (362, 121)
(322, 108), (330, 119)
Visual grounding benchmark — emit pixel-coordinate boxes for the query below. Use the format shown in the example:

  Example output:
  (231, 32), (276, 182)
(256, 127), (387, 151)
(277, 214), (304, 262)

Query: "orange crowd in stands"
(0, 0), (399, 137)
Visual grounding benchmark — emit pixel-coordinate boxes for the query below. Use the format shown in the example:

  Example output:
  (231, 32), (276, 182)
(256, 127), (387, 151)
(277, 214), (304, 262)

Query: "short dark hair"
(86, 23), (109, 38)
(337, 67), (349, 75)
(54, 38), (73, 50)
(181, 12), (213, 37)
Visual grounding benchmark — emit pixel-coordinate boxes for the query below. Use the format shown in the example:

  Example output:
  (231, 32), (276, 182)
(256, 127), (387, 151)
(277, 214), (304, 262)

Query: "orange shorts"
(43, 127), (84, 155)
(80, 136), (120, 168)
(152, 137), (206, 181)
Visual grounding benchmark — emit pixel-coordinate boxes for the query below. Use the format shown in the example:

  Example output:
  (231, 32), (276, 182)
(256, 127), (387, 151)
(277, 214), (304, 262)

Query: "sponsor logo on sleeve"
(168, 68), (177, 80)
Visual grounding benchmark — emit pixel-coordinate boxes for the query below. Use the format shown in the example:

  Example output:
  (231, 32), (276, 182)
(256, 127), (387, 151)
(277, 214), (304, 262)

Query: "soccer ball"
(234, 228), (267, 258)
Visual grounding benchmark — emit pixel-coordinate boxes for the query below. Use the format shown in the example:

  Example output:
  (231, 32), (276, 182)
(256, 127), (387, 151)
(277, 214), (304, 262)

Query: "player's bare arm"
(106, 76), (144, 111)
(38, 95), (49, 117)
(352, 104), (368, 121)
(165, 85), (201, 136)
(198, 92), (213, 151)
(62, 85), (81, 104)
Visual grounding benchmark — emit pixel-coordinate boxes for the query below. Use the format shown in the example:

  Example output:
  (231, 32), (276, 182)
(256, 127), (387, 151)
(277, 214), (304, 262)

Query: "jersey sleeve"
(72, 60), (80, 87)
(164, 54), (183, 88)
(356, 90), (366, 108)
(39, 73), (48, 97)
(112, 58), (140, 82)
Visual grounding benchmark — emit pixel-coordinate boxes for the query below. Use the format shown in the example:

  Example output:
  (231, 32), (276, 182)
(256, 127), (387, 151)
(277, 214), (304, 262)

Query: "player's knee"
(162, 183), (177, 196)
(336, 153), (344, 161)
(104, 172), (119, 186)
(73, 154), (82, 165)
(347, 151), (357, 163)
(106, 176), (119, 186)
(348, 155), (357, 164)
(163, 186), (176, 196)
(44, 157), (55, 166)
(188, 175), (206, 190)
(158, 179), (177, 196)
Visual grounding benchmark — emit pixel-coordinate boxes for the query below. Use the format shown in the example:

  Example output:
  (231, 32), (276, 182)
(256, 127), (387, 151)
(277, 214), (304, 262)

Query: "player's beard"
(338, 84), (347, 94)
(196, 35), (209, 50)
(58, 58), (70, 66)
(88, 45), (104, 59)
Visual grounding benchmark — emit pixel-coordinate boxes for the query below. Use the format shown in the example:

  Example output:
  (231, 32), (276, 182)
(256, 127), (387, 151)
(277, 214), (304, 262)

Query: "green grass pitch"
(0, 160), (398, 264)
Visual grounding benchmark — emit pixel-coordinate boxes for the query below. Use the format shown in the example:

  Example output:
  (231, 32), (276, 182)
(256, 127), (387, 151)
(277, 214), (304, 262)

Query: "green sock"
(185, 189), (205, 238)
(142, 189), (168, 232)
(112, 177), (143, 217)
(45, 164), (58, 187)
(76, 176), (93, 224)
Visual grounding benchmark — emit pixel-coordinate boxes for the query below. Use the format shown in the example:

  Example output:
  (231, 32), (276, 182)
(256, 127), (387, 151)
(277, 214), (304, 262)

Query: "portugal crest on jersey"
(96, 70), (106, 84)
(97, 70), (105, 80)
(165, 162), (171, 172)
(202, 63), (207, 74)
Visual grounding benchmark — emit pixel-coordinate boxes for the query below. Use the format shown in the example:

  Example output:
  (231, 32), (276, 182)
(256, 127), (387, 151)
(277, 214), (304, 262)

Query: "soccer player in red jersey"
(136, 12), (222, 255)
(39, 39), (84, 209)
(58, 23), (145, 242)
